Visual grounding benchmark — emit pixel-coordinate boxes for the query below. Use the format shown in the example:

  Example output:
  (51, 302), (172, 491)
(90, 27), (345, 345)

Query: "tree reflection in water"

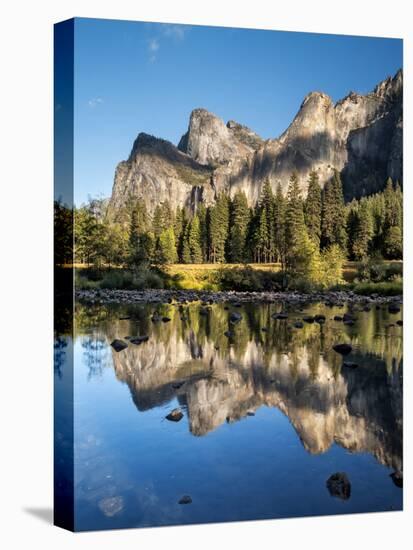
(75, 301), (403, 472)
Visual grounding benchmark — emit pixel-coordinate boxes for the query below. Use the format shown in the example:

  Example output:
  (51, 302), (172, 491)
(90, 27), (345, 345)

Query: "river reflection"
(59, 300), (403, 530)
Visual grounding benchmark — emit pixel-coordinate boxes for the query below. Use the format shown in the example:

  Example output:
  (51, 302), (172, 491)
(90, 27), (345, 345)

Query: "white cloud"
(147, 38), (160, 62)
(146, 26), (186, 63)
(161, 24), (186, 40)
(148, 38), (160, 52)
(88, 97), (104, 108)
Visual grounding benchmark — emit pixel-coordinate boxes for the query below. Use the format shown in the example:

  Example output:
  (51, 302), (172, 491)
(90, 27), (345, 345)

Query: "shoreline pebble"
(75, 288), (403, 306)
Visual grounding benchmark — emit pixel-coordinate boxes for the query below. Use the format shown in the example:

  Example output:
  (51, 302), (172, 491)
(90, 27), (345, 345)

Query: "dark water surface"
(55, 300), (403, 531)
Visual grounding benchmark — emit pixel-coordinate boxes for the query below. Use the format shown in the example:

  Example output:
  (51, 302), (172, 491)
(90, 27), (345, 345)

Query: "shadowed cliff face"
(91, 302), (403, 472)
(109, 70), (402, 214)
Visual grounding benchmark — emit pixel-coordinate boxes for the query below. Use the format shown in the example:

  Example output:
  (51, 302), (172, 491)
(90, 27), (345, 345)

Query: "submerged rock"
(229, 311), (242, 323)
(272, 312), (288, 320)
(343, 313), (356, 323)
(178, 495), (192, 504)
(314, 314), (326, 324)
(388, 304), (401, 314)
(342, 361), (359, 369)
(334, 315), (343, 321)
(294, 321), (304, 329)
(326, 472), (351, 500)
(130, 335), (149, 345)
(98, 496), (124, 517)
(333, 343), (353, 355)
(166, 408), (184, 422)
(110, 339), (128, 352)
(303, 316), (315, 324)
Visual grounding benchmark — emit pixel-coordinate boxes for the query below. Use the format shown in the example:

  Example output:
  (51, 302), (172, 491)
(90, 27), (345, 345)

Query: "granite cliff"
(109, 70), (402, 214)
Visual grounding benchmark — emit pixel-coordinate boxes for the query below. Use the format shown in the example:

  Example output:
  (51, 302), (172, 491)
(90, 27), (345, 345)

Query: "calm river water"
(55, 299), (403, 531)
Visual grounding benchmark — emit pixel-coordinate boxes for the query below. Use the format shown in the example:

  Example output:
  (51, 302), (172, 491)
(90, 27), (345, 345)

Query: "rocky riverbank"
(75, 288), (403, 306)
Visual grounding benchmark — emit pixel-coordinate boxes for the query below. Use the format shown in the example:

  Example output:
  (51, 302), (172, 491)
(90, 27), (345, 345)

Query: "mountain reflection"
(77, 302), (403, 472)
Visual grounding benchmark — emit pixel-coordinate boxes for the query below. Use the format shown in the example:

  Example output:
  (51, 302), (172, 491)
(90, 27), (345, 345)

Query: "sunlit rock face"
(109, 70), (402, 213)
(109, 133), (215, 216)
(110, 326), (402, 472)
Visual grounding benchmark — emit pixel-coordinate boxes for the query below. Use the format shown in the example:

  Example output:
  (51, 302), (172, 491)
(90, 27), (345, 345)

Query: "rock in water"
(390, 471), (403, 488)
(110, 339), (128, 352)
(388, 304), (401, 314)
(130, 335), (149, 345)
(343, 313), (356, 322)
(294, 321), (304, 329)
(178, 495), (192, 504)
(98, 496), (124, 517)
(333, 343), (352, 355)
(342, 361), (359, 369)
(272, 312), (288, 320)
(303, 316), (315, 324)
(326, 473), (351, 500)
(229, 311), (242, 323)
(166, 408), (184, 422)
(162, 316), (171, 323)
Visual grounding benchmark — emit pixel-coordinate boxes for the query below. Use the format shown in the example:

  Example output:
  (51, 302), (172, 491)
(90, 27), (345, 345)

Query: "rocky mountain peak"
(178, 107), (264, 167)
(110, 69), (402, 214)
(178, 107), (250, 166)
(373, 68), (403, 101)
(226, 120), (265, 150)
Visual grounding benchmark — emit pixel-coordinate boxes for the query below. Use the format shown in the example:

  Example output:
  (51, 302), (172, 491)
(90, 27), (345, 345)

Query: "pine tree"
(188, 215), (203, 263)
(173, 207), (184, 243)
(273, 182), (286, 268)
(304, 170), (322, 246)
(157, 227), (178, 264)
(285, 173), (306, 250)
(254, 207), (268, 263)
(153, 200), (173, 238)
(129, 200), (152, 265)
(350, 200), (374, 260)
(181, 221), (191, 264)
(197, 203), (208, 262)
(384, 226), (402, 259)
(152, 205), (164, 239)
(383, 177), (403, 259)
(209, 193), (230, 263)
(260, 180), (275, 262)
(321, 170), (347, 250)
(229, 191), (249, 263)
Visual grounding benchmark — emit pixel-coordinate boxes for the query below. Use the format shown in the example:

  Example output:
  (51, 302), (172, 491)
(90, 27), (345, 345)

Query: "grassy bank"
(74, 260), (402, 295)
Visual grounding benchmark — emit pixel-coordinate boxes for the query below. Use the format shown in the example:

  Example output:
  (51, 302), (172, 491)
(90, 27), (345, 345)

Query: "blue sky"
(73, 18), (402, 205)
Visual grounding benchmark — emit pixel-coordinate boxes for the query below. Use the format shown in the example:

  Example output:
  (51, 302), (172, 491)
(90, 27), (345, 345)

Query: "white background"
(0, 0), (411, 548)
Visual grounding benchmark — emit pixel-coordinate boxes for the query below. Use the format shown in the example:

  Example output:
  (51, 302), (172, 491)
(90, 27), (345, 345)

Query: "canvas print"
(54, 18), (403, 532)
